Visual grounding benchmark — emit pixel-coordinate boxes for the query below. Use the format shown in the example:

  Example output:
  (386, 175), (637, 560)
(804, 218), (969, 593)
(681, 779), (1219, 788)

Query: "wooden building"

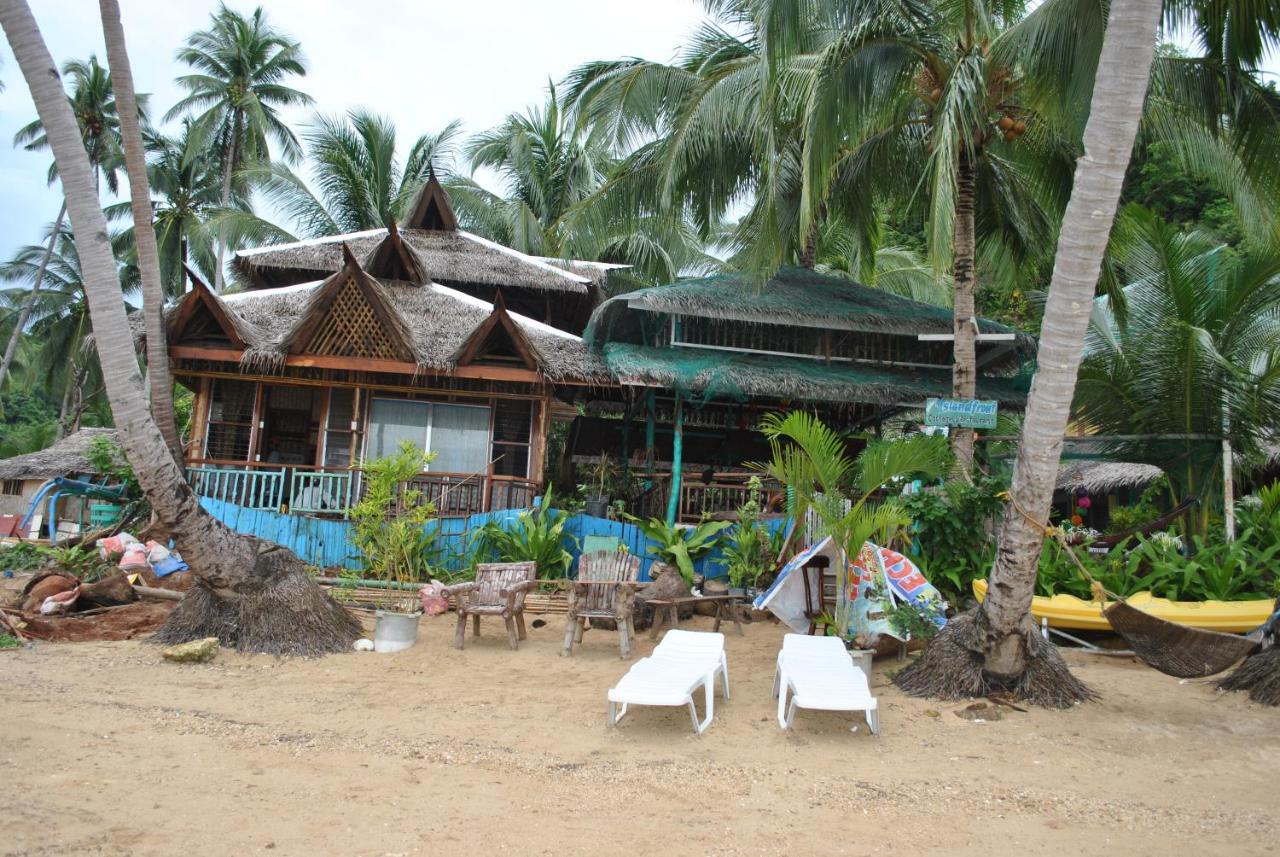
(168, 174), (610, 517)
(568, 266), (1035, 521)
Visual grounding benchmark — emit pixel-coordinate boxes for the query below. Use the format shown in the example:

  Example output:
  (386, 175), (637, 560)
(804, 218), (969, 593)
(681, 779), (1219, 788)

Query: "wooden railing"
(614, 471), (781, 522)
(187, 460), (539, 518)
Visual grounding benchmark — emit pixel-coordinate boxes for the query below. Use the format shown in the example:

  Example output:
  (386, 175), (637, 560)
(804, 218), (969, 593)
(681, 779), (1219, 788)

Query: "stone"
(162, 637), (219, 664)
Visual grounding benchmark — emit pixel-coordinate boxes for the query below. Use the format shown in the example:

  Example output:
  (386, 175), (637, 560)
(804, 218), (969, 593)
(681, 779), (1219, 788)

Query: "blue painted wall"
(199, 497), (783, 582)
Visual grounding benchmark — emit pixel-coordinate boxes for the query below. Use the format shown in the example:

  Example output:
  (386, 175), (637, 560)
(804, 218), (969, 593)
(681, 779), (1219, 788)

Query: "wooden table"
(646, 594), (745, 640)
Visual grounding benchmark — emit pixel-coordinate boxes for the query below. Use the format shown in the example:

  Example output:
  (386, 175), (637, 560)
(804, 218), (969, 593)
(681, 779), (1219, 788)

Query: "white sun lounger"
(772, 633), (879, 734)
(607, 630), (728, 734)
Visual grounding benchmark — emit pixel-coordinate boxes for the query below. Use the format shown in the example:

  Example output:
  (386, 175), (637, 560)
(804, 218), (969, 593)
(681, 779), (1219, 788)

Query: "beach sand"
(1, 612), (1275, 856)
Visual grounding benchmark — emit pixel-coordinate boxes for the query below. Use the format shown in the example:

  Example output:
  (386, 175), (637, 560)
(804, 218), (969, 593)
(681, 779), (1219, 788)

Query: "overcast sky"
(0, 0), (711, 262)
(1, 2), (1276, 268)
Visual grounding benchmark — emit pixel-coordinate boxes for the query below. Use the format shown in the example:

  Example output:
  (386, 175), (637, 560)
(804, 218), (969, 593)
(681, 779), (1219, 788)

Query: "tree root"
(1216, 648), (1280, 706)
(895, 610), (1098, 709)
(152, 539), (360, 656)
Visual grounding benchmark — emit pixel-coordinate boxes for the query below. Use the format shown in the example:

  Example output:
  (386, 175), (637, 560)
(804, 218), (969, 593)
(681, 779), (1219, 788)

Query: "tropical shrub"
(470, 488), (577, 578)
(901, 475), (1005, 601)
(347, 442), (438, 602)
(1035, 530), (1278, 602)
(720, 478), (776, 589)
(628, 516), (733, 585)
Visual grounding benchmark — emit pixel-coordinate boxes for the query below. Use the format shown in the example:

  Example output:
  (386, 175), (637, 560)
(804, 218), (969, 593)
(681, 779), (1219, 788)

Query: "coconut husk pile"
(2, 565), (190, 644)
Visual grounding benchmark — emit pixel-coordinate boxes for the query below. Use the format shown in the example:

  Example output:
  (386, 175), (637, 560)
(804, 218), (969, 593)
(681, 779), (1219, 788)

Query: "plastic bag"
(419, 580), (449, 616)
(118, 545), (150, 572)
(97, 532), (140, 560)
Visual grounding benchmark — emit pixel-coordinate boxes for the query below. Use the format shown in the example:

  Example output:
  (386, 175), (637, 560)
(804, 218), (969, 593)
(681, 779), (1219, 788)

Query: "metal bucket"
(373, 610), (422, 653)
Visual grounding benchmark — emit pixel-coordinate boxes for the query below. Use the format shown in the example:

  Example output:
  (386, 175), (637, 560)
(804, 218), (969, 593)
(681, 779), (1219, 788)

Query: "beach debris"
(418, 581), (449, 616)
(162, 637), (219, 663)
(353, 638), (374, 652)
(954, 702), (1003, 722)
(79, 573), (138, 608)
(40, 587), (80, 615)
(20, 571), (78, 613)
(986, 692), (1029, 712)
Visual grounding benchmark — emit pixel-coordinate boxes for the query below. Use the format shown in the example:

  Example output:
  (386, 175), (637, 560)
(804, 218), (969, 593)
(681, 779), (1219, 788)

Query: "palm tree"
(166, 3), (312, 290)
(0, 224), (136, 438)
(224, 110), (462, 241)
(107, 123), (232, 298)
(1, 0), (358, 654)
(1073, 206), (1280, 538)
(1, 53), (141, 392)
(453, 85), (715, 284)
(758, 411), (952, 580)
(101, 0), (180, 458)
(897, 0), (1165, 706)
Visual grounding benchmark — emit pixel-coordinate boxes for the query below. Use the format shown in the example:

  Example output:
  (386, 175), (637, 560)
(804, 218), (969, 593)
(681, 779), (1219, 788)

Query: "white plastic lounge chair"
(607, 630), (728, 734)
(772, 633), (879, 734)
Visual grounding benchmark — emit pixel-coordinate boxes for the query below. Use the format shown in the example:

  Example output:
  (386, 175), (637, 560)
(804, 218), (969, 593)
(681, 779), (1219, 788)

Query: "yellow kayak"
(971, 579), (1274, 633)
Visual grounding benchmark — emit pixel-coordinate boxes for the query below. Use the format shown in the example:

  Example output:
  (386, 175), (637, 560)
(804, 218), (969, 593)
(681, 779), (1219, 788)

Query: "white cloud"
(0, 0), (707, 258)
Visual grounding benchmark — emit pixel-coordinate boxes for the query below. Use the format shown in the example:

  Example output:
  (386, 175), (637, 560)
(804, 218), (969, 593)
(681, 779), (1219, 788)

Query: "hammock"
(1006, 493), (1260, 679)
(1101, 600), (1259, 678)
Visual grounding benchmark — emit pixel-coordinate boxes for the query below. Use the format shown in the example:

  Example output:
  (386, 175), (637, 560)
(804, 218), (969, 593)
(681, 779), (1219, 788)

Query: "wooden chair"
(563, 550), (642, 659)
(800, 555), (834, 635)
(444, 561), (537, 650)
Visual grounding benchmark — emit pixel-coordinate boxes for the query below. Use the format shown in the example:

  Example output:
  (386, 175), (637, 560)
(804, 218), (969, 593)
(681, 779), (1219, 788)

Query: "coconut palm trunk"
(99, 0), (181, 460)
(1, 0), (358, 655)
(0, 200), (65, 390)
(897, 0), (1164, 706)
(950, 150), (978, 477)
(212, 110), (241, 292)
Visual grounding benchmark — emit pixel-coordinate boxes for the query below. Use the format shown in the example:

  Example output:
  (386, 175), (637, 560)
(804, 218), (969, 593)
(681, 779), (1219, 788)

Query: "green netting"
(587, 266), (1027, 344)
(603, 343), (1029, 407)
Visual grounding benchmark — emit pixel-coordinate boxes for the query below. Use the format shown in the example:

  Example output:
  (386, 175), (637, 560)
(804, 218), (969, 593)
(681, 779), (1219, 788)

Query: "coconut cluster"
(997, 114), (1028, 143)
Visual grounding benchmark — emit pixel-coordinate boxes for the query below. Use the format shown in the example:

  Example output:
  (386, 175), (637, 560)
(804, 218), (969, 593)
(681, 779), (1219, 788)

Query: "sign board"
(924, 398), (998, 429)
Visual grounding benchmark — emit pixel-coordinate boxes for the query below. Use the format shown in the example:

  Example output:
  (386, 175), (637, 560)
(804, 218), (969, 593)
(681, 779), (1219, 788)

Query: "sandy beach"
(1, 612), (1275, 857)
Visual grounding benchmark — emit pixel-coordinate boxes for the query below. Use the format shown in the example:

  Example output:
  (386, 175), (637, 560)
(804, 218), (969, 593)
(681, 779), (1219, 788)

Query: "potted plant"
(627, 515), (733, 587)
(721, 480), (773, 597)
(348, 441), (438, 653)
(583, 453), (617, 518)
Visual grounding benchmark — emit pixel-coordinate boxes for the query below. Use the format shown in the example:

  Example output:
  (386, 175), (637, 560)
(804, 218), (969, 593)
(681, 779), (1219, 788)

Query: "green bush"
(901, 475), (1005, 601)
(347, 442), (438, 600)
(721, 480), (774, 589)
(470, 487), (577, 578)
(1036, 529), (1277, 602)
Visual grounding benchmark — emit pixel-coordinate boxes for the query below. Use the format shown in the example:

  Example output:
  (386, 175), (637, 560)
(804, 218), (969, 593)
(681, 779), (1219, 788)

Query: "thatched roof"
(1055, 459), (1164, 493)
(602, 343), (1029, 407)
(586, 266), (1032, 346)
(216, 271), (608, 381)
(234, 228), (593, 295)
(0, 428), (118, 481)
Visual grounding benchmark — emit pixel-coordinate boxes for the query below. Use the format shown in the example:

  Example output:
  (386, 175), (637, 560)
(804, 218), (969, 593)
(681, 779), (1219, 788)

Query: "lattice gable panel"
(305, 276), (406, 360)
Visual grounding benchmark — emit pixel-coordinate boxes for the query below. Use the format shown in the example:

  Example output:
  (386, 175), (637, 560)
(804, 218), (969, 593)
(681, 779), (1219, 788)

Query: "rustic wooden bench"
(646, 594), (745, 640)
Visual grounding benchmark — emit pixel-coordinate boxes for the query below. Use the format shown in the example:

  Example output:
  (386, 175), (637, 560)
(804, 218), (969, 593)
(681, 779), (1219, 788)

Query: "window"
(205, 380), (256, 460)
(366, 399), (491, 475)
(490, 399), (532, 478)
(1, 479), (21, 496)
(322, 389), (361, 468)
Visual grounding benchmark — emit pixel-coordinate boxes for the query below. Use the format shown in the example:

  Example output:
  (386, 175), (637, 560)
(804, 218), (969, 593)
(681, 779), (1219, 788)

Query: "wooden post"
(187, 376), (211, 462)
(644, 390), (656, 488)
(665, 395), (683, 526)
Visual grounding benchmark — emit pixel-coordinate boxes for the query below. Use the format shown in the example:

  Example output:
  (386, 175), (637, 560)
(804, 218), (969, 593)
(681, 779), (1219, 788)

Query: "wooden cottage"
(168, 174), (611, 517)
(568, 266), (1035, 520)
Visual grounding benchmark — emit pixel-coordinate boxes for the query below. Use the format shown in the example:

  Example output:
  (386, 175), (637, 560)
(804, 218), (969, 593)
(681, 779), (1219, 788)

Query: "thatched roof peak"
(232, 228), (592, 295)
